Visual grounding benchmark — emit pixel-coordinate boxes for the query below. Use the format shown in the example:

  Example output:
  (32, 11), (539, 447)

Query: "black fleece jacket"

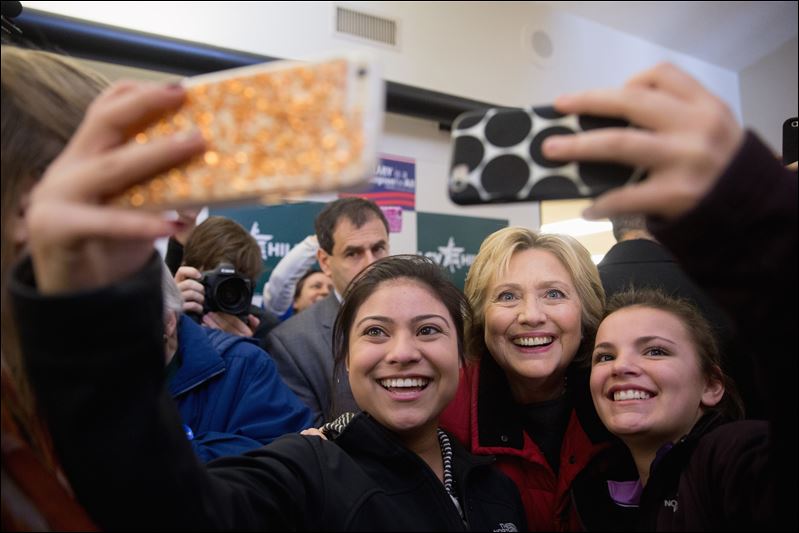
(11, 254), (526, 532)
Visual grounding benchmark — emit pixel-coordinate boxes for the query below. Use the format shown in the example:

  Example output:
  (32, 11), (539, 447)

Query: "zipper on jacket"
(173, 367), (226, 397)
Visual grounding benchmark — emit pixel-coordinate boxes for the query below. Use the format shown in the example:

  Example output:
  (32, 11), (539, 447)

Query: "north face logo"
(664, 499), (679, 512)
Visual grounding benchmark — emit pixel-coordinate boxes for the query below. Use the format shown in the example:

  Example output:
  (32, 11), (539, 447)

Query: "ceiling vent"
(335, 6), (398, 48)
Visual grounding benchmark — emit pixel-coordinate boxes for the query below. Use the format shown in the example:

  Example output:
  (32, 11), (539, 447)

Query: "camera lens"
(215, 277), (249, 312)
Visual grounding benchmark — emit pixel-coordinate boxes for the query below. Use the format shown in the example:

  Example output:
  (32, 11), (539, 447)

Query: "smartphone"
(448, 106), (645, 205)
(783, 117), (798, 166)
(113, 52), (384, 209)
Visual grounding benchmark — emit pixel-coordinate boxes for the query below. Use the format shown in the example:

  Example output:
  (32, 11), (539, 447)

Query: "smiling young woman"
(589, 290), (735, 485)
(571, 288), (761, 530)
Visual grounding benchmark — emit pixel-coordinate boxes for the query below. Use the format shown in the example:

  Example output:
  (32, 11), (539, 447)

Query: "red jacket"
(441, 355), (612, 531)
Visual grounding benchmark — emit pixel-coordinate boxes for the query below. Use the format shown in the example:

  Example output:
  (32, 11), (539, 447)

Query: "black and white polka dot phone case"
(448, 106), (646, 204)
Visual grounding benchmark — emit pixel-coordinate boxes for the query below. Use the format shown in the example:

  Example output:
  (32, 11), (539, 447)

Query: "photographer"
(169, 217), (313, 460)
(176, 216), (267, 338)
(161, 263), (312, 462)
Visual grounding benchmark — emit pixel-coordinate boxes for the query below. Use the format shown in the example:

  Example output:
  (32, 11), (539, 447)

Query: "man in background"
(263, 197), (390, 426)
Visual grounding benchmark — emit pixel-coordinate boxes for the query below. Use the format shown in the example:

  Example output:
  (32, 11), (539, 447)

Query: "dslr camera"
(201, 263), (253, 319)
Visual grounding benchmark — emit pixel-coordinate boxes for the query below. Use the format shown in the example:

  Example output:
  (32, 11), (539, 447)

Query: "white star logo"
(438, 237), (465, 273)
(250, 222), (273, 260)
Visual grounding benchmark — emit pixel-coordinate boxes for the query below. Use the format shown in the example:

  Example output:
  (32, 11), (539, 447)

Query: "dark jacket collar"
(476, 355), (612, 449)
(335, 413), (495, 483)
(649, 411), (727, 476)
(599, 239), (677, 266)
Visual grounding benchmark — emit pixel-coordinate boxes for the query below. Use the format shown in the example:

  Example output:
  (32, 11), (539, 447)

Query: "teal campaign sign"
(209, 202), (325, 296)
(416, 212), (507, 290)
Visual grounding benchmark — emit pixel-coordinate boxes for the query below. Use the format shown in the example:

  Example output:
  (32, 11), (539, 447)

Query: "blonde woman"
(441, 226), (609, 530)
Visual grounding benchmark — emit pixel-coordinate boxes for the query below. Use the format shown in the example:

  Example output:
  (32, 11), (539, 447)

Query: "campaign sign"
(209, 202), (325, 296)
(416, 212), (507, 290)
(339, 154), (416, 211)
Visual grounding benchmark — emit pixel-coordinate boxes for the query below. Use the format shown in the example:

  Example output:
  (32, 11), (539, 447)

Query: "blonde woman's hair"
(464, 226), (605, 367)
(1, 45), (109, 437)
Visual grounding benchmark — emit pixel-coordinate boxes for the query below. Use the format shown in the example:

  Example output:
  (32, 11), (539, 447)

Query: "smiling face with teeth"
(347, 278), (460, 440)
(483, 248), (583, 403)
(590, 306), (724, 449)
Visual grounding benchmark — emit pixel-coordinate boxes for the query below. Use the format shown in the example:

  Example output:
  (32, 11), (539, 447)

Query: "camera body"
(201, 263), (253, 320)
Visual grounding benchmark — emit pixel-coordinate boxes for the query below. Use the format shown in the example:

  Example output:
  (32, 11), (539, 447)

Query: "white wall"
(739, 36), (798, 155)
(24, 1), (742, 112)
(23, 1), (744, 255)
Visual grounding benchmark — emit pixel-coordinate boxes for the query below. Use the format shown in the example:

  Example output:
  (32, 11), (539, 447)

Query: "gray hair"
(161, 262), (184, 318)
(609, 214), (648, 242)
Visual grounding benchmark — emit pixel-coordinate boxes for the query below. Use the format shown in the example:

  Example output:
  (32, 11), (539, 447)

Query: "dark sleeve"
(164, 236), (184, 275)
(650, 132), (797, 323)
(650, 131), (797, 392)
(9, 253), (320, 530)
(189, 432), (270, 464)
(691, 421), (774, 530)
(649, 131), (798, 529)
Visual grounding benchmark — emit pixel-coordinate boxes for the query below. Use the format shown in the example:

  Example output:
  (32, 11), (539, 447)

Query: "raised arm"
(262, 235), (320, 317)
(543, 62), (797, 529)
(10, 81), (318, 530)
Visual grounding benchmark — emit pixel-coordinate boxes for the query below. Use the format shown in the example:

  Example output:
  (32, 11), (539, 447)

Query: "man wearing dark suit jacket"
(262, 198), (390, 426)
(598, 214), (728, 316)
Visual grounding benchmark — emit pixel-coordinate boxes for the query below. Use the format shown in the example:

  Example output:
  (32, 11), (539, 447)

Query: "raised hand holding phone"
(26, 82), (206, 295)
(542, 62), (744, 221)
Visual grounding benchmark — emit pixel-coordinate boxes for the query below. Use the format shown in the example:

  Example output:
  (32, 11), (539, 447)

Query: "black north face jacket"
(571, 413), (774, 531)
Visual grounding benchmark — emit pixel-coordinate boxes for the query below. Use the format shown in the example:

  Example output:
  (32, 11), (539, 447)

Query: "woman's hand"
(26, 81), (206, 294)
(542, 62), (745, 221)
(300, 427), (328, 439)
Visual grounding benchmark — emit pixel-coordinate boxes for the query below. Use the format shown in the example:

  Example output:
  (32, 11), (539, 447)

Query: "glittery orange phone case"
(113, 52), (384, 209)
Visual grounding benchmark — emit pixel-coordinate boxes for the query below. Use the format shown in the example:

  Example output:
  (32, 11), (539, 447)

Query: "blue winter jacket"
(168, 315), (313, 462)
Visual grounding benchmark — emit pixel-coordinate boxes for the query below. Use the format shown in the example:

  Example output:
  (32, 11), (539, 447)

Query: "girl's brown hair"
(1, 46), (108, 450)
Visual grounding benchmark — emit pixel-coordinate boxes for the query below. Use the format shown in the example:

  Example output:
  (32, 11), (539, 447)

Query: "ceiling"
(545, 1), (798, 72)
